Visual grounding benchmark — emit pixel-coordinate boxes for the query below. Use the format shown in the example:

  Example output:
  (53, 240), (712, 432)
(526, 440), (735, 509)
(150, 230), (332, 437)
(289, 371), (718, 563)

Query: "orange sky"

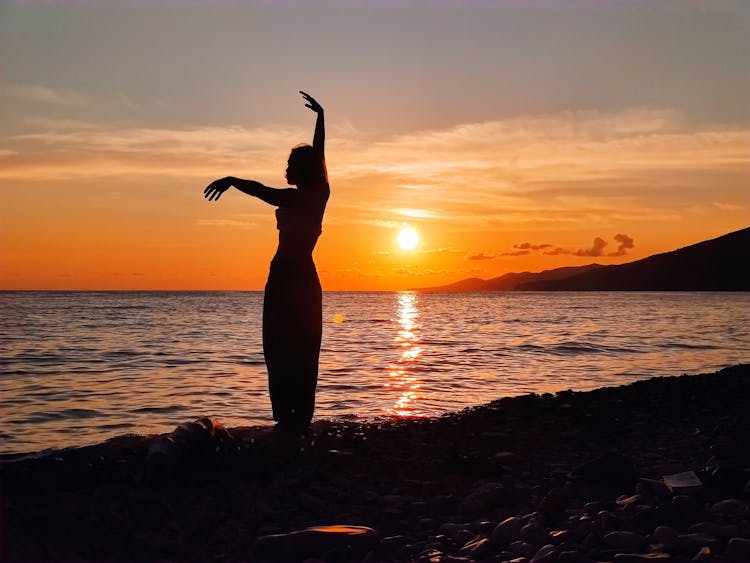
(1, 2), (749, 290)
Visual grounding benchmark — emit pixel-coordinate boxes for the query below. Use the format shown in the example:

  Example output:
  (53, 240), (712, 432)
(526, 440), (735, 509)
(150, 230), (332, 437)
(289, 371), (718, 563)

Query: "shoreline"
(3, 364), (750, 562)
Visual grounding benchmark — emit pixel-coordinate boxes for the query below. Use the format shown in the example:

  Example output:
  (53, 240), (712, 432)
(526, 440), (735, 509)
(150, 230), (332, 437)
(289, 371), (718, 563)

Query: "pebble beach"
(3, 364), (750, 562)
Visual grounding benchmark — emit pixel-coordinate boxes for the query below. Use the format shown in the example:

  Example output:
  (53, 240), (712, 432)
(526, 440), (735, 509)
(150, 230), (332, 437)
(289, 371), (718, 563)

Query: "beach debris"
(663, 470), (702, 494)
(144, 417), (233, 484)
(254, 524), (378, 560)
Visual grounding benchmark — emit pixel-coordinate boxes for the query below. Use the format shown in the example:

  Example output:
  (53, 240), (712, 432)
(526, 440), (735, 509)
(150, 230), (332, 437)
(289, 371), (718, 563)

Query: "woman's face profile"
(285, 158), (298, 185)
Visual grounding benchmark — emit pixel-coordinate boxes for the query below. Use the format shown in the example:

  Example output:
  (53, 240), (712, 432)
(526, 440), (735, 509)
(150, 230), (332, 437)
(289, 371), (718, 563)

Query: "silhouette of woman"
(203, 91), (328, 432)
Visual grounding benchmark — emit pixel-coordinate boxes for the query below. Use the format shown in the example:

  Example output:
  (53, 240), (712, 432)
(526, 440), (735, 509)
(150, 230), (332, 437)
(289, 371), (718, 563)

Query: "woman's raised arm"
(300, 91), (325, 163)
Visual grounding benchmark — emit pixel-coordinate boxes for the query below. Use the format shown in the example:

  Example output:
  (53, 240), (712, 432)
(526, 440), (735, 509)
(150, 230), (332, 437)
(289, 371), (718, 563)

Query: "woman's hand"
(300, 90), (323, 114)
(204, 176), (234, 201)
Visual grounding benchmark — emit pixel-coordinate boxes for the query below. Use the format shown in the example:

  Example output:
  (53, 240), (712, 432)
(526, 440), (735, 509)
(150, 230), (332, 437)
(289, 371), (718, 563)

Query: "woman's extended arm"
(300, 91), (327, 179)
(203, 176), (297, 207)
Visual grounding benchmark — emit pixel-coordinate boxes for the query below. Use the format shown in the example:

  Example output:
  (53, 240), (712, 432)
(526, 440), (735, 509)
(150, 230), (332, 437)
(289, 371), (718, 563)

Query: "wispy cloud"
(2, 107), (747, 233)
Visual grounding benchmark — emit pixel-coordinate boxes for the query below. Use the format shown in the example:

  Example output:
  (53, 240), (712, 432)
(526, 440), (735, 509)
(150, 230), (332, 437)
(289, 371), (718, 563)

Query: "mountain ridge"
(417, 226), (750, 292)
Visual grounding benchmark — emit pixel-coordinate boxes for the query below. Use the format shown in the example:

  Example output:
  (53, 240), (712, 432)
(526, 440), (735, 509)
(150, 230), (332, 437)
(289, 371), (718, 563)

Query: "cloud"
(713, 202), (746, 212)
(514, 242), (553, 250)
(501, 249), (531, 256)
(466, 252), (497, 261)
(575, 236), (609, 257)
(419, 247), (461, 255)
(538, 234), (635, 257)
(5, 84), (90, 106)
(610, 233), (635, 256)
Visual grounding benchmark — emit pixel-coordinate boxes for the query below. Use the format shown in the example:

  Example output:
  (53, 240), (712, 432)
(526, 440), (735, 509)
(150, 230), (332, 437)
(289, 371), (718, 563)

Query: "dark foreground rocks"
(2, 364), (750, 562)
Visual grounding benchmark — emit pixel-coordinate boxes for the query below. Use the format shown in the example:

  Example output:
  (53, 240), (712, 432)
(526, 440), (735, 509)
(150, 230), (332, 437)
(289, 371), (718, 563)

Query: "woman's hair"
(289, 144), (326, 185)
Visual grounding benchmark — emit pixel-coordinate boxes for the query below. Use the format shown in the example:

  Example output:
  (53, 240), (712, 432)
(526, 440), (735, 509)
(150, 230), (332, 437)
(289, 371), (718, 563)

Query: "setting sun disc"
(397, 227), (419, 250)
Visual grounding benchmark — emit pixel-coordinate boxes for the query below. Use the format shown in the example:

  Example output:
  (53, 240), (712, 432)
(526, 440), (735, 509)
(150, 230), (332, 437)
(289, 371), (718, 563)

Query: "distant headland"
(418, 226), (750, 292)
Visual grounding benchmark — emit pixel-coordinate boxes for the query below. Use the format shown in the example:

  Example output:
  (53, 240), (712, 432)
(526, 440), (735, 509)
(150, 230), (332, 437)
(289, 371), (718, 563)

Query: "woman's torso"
(274, 184), (330, 260)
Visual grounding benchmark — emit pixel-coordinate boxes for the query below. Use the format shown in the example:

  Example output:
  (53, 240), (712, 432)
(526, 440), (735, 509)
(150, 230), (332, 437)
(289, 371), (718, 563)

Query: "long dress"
(262, 185), (329, 430)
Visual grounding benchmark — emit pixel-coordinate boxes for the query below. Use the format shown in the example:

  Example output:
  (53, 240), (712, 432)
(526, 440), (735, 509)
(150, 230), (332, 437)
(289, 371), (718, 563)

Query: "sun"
(397, 226), (419, 250)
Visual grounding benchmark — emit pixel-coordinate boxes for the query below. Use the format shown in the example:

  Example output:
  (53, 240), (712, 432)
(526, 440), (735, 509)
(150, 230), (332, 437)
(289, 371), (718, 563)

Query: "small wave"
(662, 342), (719, 350)
(132, 404), (188, 414)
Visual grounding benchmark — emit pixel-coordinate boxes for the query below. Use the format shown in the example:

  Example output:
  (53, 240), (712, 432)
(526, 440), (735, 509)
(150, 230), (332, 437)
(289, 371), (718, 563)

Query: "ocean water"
(1, 291), (748, 455)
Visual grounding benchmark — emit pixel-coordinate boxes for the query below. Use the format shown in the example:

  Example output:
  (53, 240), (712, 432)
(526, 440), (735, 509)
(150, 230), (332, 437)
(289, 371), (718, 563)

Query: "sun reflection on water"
(384, 291), (426, 418)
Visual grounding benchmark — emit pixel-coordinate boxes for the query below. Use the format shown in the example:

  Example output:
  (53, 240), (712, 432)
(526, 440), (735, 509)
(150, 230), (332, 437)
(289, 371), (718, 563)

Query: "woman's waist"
(270, 253), (317, 271)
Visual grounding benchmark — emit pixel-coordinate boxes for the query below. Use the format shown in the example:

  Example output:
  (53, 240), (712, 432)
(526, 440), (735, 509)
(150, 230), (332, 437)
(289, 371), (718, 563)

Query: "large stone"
(459, 537), (495, 558)
(144, 417), (233, 483)
(492, 516), (523, 544)
(654, 525), (679, 547)
(254, 525), (378, 560)
(530, 544), (557, 563)
(711, 498), (743, 514)
(509, 540), (539, 557)
(539, 487), (569, 521)
(725, 537), (750, 562)
(521, 520), (548, 545)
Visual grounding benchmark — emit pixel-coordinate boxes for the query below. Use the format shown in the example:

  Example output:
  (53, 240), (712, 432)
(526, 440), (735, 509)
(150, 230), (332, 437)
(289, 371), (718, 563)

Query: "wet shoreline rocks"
(3, 364), (750, 562)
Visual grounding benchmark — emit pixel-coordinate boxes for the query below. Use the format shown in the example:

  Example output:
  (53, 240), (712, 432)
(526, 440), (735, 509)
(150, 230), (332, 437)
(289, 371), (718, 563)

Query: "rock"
(596, 509), (619, 532)
(254, 525), (378, 560)
(454, 529), (475, 546)
(144, 417), (233, 483)
(492, 516), (524, 544)
(509, 540), (539, 558)
(548, 530), (569, 544)
(677, 533), (718, 550)
(603, 531), (647, 550)
(691, 546), (712, 562)
(459, 482), (515, 515)
(521, 520), (548, 545)
(617, 494), (644, 508)
(558, 550), (588, 563)
(494, 451), (525, 465)
(530, 544), (557, 563)
(381, 535), (409, 551)
(710, 465), (747, 496)
(498, 551), (526, 562)
(584, 500), (605, 514)
(654, 526), (679, 547)
(539, 487), (569, 521)
(711, 498), (742, 514)
(725, 537), (750, 562)
(613, 554), (672, 562)
(672, 494), (703, 523)
(459, 537), (495, 558)
(688, 521), (738, 538)
(438, 523), (465, 539)
(571, 453), (638, 492)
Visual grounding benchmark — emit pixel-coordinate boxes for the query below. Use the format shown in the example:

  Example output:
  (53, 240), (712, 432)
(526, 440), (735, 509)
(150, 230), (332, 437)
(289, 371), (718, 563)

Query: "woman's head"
(285, 144), (326, 187)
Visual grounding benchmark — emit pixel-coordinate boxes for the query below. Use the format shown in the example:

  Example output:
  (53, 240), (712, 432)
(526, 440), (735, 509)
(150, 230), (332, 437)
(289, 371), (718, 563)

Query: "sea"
(1, 291), (748, 455)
